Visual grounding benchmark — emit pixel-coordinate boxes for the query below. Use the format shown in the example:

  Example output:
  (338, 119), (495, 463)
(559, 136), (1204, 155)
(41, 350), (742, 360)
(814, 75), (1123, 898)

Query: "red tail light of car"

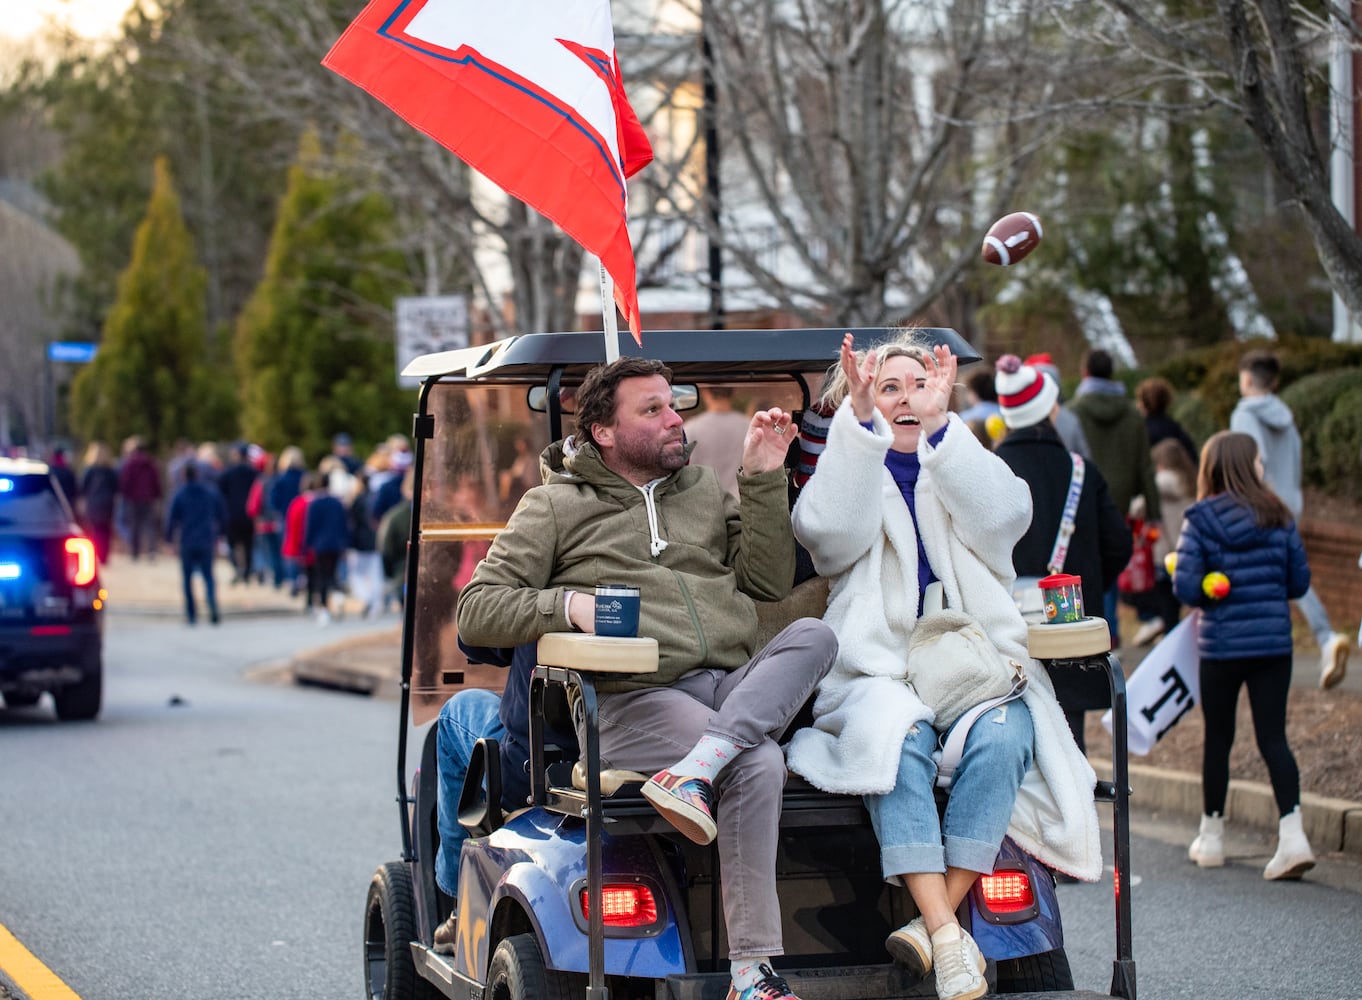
(579, 884), (659, 928)
(65, 537), (97, 586)
(978, 869), (1035, 915)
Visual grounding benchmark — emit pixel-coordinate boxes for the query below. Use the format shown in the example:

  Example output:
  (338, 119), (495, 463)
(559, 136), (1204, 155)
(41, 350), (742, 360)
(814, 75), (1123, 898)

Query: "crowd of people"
(32, 431), (418, 628)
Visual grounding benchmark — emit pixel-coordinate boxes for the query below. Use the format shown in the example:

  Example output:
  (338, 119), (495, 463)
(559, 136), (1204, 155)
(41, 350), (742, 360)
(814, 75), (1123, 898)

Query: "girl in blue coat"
(1173, 431), (1315, 880)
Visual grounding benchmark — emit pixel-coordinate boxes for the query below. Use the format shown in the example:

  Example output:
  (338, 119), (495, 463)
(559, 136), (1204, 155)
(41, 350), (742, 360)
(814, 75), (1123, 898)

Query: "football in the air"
(981, 211), (1043, 266)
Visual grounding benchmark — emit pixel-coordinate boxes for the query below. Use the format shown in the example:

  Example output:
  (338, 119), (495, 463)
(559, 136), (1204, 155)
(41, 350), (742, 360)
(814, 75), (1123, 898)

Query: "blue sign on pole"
(47, 342), (98, 364)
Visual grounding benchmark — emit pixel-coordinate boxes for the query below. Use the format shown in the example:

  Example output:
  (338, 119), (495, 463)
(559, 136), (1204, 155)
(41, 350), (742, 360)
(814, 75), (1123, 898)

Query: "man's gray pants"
(594, 618), (837, 960)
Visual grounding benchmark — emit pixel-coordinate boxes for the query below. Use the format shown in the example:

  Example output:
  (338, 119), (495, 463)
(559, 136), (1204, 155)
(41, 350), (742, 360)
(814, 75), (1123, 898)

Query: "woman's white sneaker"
(929, 923), (987, 1000)
(886, 916), (932, 978)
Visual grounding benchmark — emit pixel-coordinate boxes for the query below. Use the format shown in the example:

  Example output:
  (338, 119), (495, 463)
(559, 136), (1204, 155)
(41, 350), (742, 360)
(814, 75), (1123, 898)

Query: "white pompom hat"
(995, 354), (1059, 429)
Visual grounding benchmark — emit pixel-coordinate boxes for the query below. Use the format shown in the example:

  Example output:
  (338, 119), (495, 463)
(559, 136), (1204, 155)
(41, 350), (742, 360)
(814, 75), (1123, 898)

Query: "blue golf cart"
(363, 327), (1137, 1000)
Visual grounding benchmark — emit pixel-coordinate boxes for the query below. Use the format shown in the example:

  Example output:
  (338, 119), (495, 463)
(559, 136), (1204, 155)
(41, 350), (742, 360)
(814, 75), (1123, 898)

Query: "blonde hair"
(277, 445), (306, 471)
(83, 441), (113, 468)
(817, 329), (941, 410)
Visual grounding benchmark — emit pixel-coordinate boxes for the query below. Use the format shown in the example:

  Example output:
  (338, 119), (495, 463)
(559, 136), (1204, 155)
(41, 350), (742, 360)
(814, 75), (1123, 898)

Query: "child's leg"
(1197, 657), (1246, 816)
(1242, 653), (1301, 816)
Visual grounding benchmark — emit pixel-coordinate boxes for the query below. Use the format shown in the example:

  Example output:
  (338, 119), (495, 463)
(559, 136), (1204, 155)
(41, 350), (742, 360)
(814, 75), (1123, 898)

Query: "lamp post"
(702, 1), (724, 331)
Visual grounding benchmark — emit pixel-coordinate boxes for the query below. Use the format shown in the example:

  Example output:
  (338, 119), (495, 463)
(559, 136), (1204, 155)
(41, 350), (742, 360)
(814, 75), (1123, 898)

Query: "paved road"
(0, 610), (403, 1000)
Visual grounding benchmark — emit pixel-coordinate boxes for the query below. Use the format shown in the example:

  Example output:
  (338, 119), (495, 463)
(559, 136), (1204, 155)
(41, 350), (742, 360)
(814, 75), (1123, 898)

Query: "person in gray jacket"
(1231, 349), (1350, 689)
(456, 357), (838, 1000)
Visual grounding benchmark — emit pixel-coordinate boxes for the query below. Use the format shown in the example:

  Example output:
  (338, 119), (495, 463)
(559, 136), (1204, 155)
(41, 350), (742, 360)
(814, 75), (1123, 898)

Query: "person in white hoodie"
(788, 332), (1101, 1000)
(1231, 350), (1350, 689)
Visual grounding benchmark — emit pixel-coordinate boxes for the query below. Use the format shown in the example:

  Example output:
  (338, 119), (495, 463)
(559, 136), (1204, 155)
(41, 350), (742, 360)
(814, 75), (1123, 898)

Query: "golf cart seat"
(535, 631), (659, 674)
(1026, 616), (1112, 659)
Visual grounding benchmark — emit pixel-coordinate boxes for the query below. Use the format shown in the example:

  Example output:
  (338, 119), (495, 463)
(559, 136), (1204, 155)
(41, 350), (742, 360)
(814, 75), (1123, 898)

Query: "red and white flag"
(323, 0), (654, 343)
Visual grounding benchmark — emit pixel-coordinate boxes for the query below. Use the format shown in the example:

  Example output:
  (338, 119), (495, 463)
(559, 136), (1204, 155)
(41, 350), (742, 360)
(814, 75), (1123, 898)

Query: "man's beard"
(612, 431), (686, 480)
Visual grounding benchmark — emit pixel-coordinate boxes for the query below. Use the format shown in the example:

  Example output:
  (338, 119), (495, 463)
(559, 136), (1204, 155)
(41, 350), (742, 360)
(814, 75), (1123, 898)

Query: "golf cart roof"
(402, 327), (981, 383)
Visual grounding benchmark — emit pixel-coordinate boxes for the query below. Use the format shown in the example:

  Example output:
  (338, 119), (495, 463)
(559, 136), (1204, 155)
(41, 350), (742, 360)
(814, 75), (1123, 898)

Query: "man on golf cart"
(450, 356), (839, 1000)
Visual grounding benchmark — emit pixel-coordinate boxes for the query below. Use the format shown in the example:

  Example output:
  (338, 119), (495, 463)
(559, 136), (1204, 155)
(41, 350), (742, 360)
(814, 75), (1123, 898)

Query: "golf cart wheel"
(53, 649), (102, 721)
(364, 861), (437, 1000)
(487, 933), (577, 1000)
(993, 947), (1075, 993)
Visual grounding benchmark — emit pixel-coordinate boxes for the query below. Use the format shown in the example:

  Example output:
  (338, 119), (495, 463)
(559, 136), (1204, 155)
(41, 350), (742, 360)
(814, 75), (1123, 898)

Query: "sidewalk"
(99, 555), (1362, 858)
(101, 555), (304, 618)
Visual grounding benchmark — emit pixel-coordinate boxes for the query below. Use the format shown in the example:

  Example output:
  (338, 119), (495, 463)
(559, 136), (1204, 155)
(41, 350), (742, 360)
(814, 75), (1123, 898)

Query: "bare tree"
(1099, 0), (1362, 323)
(638, 0), (1087, 327)
(0, 201), (79, 447)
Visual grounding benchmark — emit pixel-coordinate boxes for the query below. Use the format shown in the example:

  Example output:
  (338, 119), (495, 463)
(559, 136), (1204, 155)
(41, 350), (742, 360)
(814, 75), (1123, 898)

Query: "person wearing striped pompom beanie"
(993, 354), (1132, 753)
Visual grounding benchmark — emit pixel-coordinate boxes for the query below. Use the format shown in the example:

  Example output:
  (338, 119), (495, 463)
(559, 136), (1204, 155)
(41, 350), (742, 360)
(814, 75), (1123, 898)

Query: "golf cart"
(364, 327), (1136, 1000)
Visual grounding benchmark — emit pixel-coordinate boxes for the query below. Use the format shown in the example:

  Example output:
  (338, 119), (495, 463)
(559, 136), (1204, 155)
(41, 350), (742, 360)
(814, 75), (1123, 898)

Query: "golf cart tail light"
(31, 625), (72, 637)
(579, 885), (658, 927)
(65, 538), (97, 585)
(979, 871), (1034, 913)
(0, 562), (19, 580)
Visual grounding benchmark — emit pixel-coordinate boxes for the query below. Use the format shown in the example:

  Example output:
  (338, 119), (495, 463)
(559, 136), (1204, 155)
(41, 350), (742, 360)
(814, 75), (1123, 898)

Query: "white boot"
(1264, 807), (1316, 881)
(1188, 813), (1225, 868)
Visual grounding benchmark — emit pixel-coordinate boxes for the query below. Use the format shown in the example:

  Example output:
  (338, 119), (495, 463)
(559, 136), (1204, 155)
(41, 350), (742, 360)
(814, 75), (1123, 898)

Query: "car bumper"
(0, 619), (102, 687)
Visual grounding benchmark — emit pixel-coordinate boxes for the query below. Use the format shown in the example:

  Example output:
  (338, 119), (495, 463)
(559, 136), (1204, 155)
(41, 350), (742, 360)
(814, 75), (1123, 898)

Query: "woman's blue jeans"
(434, 689), (505, 897)
(864, 701), (1034, 878)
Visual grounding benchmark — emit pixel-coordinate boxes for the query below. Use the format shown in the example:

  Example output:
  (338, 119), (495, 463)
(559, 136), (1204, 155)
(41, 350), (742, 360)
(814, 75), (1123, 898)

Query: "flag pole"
(598, 260), (620, 363)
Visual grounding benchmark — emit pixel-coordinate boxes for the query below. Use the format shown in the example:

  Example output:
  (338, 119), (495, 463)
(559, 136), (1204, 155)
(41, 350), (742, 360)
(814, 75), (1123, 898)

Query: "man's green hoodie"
(1069, 386), (1160, 521)
(456, 436), (795, 691)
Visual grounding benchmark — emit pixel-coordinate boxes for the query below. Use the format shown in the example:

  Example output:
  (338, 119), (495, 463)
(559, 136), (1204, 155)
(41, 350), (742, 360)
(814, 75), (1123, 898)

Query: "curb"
(1091, 758), (1362, 859)
(107, 604), (302, 621)
(285, 627), (404, 699)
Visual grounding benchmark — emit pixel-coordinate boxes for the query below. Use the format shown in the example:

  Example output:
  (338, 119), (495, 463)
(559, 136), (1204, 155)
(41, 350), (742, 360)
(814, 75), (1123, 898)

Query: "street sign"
(395, 295), (469, 388)
(47, 341), (98, 364)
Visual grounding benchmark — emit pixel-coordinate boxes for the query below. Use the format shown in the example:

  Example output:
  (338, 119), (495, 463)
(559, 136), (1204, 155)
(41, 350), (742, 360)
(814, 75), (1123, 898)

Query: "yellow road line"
(0, 923), (81, 999)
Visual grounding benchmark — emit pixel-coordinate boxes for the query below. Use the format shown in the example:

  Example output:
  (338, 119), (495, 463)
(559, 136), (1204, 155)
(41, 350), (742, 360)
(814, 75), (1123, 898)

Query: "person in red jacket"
(281, 472), (319, 604)
(117, 437), (163, 561)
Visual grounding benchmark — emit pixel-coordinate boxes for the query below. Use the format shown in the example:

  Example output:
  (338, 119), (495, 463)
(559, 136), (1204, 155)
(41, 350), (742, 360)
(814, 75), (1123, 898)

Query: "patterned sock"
(730, 958), (772, 993)
(667, 733), (740, 780)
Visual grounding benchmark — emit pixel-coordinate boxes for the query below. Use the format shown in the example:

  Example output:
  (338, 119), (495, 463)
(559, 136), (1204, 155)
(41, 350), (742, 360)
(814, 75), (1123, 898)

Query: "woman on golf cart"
(787, 332), (1102, 1000)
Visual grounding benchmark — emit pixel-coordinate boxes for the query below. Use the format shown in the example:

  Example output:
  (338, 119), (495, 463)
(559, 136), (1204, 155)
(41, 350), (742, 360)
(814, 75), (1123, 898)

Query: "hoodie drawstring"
(638, 481), (669, 557)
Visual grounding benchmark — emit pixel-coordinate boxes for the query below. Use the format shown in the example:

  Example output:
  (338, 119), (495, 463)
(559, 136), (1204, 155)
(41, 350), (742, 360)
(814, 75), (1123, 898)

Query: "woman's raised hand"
(908, 343), (956, 433)
(840, 333), (877, 423)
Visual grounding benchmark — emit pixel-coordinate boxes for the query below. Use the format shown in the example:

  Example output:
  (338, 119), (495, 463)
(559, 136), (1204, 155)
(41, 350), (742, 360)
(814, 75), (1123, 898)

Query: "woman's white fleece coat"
(787, 403), (1102, 881)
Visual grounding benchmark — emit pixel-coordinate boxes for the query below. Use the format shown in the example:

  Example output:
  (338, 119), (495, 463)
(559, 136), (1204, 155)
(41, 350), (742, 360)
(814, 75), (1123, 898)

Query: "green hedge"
(1316, 385), (1362, 498)
(1279, 370), (1362, 491)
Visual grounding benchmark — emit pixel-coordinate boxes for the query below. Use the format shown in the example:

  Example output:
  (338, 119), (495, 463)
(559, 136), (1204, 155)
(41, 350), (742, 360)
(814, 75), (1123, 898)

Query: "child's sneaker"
(642, 769), (717, 844)
(725, 963), (801, 1000)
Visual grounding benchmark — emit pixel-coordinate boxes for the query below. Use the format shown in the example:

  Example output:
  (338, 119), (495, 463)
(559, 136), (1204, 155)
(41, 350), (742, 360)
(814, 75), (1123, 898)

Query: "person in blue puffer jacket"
(1173, 430), (1315, 881)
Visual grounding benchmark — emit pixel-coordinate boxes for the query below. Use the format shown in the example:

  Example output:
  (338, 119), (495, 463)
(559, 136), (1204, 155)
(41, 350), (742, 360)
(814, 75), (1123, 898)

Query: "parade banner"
(323, 0), (653, 343)
(1102, 611), (1200, 755)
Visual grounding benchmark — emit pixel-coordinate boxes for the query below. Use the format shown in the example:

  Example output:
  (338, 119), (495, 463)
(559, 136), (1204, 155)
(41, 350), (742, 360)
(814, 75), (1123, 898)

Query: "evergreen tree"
(70, 156), (232, 449)
(235, 128), (415, 460)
